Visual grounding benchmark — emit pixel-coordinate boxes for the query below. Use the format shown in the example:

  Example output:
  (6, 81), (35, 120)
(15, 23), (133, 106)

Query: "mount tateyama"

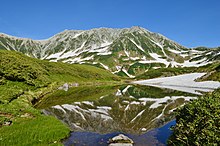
(0, 26), (219, 77)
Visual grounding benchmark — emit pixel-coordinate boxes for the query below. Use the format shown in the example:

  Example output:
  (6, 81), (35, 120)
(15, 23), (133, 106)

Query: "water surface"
(37, 84), (198, 145)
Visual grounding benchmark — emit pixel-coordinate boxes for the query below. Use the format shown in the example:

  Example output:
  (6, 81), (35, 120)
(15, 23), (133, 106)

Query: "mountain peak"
(129, 26), (150, 33)
(130, 26), (144, 30)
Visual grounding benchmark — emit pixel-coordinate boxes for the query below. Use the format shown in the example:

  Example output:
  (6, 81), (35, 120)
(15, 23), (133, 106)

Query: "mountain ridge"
(0, 26), (219, 77)
(1, 26), (219, 48)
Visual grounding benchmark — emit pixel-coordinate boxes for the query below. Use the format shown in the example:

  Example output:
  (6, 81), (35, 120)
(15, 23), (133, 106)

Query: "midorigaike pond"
(36, 83), (201, 146)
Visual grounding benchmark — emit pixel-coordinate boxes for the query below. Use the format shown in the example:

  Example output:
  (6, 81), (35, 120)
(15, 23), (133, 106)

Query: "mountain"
(0, 26), (219, 77)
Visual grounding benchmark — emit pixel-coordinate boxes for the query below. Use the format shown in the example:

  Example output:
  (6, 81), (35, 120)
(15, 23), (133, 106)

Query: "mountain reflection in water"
(37, 85), (198, 145)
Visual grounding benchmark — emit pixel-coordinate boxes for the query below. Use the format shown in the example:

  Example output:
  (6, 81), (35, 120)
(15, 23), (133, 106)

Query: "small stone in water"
(141, 128), (147, 132)
(108, 134), (134, 146)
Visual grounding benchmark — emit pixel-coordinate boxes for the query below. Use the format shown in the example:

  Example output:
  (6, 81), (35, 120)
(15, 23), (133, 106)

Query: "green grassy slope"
(0, 50), (121, 103)
(0, 50), (120, 86)
(0, 50), (121, 146)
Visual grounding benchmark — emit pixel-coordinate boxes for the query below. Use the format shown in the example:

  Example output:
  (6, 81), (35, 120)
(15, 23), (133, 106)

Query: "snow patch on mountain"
(181, 58), (209, 67)
(63, 56), (94, 64)
(150, 39), (163, 49)
(129, 38), (145, 52)
(149, 53), (170, 67)
(122, 68), (135, 78)
(130, 109), (146, 123)
(100, 63), (110, 70)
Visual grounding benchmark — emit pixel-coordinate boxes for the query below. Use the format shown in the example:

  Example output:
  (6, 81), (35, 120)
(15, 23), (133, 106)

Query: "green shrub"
(168, 89), (220, 146)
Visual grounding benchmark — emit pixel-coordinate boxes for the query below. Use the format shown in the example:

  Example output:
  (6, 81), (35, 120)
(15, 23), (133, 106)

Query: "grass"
(0, 81), (35, 104)
(0, 116), (69, 146)
(196, 61), (220, 81)
(0, 87), (70, 146)
(0, 50), (120, 87)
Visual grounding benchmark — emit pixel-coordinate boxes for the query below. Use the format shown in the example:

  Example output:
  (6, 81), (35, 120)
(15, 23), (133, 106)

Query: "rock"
(21, 113), (31, 118)
(58, 83), (69, 91)
(141, 128), (147, 132)
(58, 83), (79, 91)
(111, 134), (133, 143)
(3, 121), (12, 126)
(108, 134), (134, 146)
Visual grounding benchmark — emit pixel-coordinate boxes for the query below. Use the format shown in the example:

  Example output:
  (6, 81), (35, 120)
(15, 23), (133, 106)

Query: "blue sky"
(0, 0), (219, 48)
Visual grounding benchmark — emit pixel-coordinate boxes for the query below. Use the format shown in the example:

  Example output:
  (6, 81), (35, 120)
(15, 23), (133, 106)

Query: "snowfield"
(133, 73), (220, 95)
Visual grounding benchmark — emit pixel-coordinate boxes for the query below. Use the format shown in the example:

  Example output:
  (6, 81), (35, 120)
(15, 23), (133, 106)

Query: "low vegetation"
(168, 89), (220, 145)
(197, 62), (220, 81)
(0, 50), (121, 145)
(0, 50), (120, 86)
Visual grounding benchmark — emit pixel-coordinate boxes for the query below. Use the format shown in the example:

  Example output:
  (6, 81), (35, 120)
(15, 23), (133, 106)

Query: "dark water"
(63, 120), (176, 146)
(37, 84), (197, 146)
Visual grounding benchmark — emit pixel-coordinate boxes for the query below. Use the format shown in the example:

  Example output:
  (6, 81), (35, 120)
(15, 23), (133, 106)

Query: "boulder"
(108, 134), (134, 146)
